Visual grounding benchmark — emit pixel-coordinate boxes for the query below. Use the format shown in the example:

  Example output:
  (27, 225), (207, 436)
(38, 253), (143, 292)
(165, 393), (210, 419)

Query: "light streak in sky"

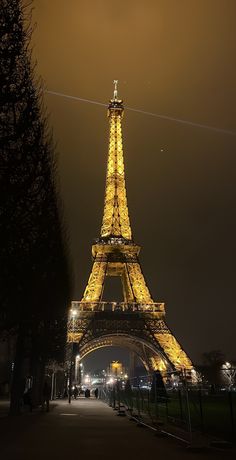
(45, 90), (236, 136)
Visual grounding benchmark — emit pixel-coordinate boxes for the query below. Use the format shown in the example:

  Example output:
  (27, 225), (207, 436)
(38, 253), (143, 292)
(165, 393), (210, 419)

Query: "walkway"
(0, 398), (234, 459)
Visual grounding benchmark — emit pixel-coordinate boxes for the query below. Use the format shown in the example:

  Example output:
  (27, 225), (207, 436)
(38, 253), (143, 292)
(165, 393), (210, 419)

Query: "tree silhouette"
(150, 370), (167, 402)
(0, 0), (71, 413)
(202, 350), (225, 366)
(197, 350), (226, 386)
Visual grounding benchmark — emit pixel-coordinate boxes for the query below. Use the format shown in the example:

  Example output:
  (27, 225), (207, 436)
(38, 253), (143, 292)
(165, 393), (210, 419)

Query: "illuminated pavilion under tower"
(68, 81), (194, 375)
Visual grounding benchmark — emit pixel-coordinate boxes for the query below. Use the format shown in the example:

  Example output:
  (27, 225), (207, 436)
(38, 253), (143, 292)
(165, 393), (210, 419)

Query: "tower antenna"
(113, 80), (118, 100)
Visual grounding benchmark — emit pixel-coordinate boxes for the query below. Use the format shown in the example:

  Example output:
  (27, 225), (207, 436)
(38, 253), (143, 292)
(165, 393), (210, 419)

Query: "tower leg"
(129, 351), (135, 379)
(82, 260), (107, 302)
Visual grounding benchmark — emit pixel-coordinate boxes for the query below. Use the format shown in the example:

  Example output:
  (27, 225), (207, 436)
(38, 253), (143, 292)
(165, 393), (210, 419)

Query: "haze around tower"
(31, 0), (236, 366)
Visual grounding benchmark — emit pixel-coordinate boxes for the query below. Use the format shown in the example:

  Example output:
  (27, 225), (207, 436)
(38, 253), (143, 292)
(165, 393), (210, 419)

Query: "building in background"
(107, 361), (127, 380)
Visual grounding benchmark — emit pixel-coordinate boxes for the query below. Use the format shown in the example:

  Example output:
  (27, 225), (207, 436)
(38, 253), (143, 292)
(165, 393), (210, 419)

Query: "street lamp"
(79, 362), (83, 386)
(75, 355), (80, 383)
(222, 361), (235, 387)
(75, 355), (83, 386)
(84, 374), (90, 385)
(68, 309), (78, 404)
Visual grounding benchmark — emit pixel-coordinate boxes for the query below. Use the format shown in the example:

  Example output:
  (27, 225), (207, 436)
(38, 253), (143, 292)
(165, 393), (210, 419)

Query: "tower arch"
(79, 333), (173, 373)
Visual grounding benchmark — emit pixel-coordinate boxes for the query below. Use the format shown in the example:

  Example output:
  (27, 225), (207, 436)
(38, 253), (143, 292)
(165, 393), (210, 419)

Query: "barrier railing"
(99, 373), (236, 444)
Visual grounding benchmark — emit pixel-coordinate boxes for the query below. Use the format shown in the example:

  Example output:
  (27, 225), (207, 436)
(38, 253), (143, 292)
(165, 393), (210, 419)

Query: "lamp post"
(79, 362), (83, 386)
(222, 361), (236, 387)
(75, 355), (83, 386)
(68, 309), (77, 404)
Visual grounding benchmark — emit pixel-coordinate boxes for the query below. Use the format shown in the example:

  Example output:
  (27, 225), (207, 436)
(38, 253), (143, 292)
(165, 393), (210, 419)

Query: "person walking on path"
(94, 388), (98, 399)
(85, 388), (90, 398)
(73, 386), (79, 399)
(23, 387), (33, 412)
(42, 381), (51, 412)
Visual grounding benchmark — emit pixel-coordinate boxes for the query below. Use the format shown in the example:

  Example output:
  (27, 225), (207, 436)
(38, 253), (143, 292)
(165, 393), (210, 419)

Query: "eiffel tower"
(68, 82), (193, 375)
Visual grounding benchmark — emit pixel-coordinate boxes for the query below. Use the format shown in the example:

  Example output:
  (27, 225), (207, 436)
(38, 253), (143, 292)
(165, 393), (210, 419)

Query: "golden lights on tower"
(67, 82), (194, 375)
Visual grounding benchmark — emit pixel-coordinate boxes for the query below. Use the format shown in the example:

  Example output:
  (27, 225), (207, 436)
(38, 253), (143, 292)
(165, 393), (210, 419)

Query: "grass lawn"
(119, 389), (236, 441)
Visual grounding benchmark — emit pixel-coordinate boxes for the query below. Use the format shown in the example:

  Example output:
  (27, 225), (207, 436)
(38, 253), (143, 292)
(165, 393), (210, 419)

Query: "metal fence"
(99, 373), (236, 444)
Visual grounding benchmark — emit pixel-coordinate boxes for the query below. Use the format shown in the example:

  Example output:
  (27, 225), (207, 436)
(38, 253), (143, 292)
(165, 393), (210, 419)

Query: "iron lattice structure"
(68, 83), (194, 375)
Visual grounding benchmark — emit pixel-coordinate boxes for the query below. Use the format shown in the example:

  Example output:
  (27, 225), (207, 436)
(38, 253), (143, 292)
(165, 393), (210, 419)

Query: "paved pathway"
(0, 398), (234, 459)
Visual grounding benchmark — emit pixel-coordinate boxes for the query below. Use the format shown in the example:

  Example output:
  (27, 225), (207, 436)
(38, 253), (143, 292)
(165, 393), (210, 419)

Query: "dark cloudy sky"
(32, 0), (236, 369)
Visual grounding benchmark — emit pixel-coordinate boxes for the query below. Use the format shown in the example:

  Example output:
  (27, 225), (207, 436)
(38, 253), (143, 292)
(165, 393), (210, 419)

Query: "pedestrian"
(85, 388), (90, 398)
(23, 388), (33, 412)
(94, 388), (98, 399)
(73, 386), (79, 399)
(42, 381), (51, 412)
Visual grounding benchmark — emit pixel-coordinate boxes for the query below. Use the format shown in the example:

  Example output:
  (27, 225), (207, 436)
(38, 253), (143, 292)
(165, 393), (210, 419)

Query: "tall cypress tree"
(0, 0), (71, 413)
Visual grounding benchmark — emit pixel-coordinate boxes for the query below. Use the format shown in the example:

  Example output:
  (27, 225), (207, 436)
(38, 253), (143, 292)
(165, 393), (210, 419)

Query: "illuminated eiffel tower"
(68, 82), (193, 374)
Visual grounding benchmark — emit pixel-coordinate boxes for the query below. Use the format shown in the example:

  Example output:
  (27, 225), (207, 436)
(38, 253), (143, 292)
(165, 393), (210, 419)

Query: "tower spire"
(113, 79), (118, 100)
(100, 82), (132, 240)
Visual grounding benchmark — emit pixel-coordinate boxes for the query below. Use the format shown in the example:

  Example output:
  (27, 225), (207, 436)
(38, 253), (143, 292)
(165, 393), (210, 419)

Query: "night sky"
(32, 0), (236, 370)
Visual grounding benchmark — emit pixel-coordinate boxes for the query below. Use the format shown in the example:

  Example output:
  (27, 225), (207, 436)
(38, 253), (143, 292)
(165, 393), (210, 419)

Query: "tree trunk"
(9, 323), (27, 415)
(31, 356), (46, 407)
